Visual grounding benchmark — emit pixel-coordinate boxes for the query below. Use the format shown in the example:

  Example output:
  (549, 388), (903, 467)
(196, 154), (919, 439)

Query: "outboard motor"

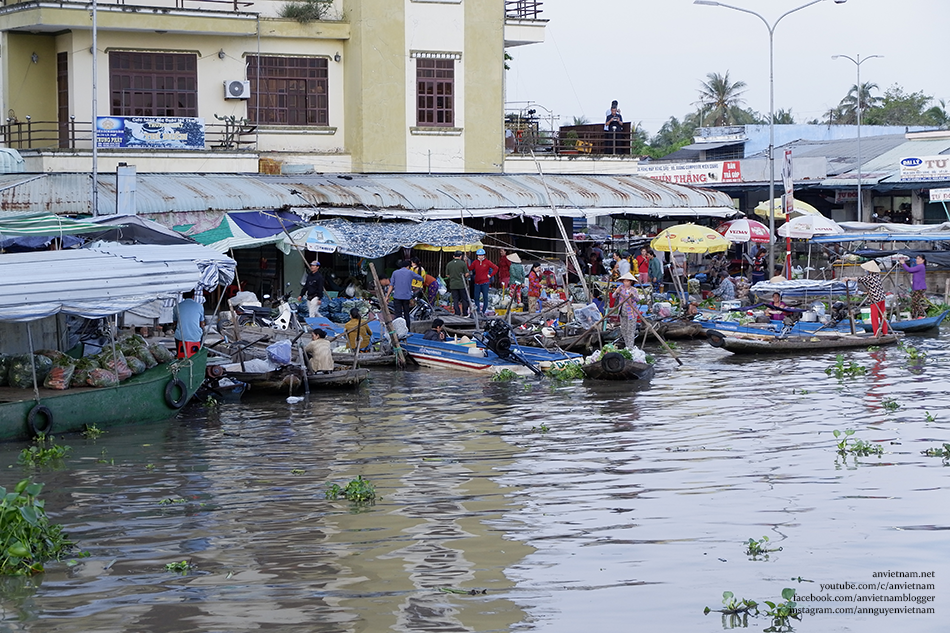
(483, 319), (515, 358)
(830, 301), (849, 324)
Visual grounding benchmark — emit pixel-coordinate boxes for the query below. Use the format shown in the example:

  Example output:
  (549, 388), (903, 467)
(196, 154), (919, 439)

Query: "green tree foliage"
(695, 71), (750, 126)
(863, 85), (933, 126)
(835, 82), (882, 124)
(823, 83), (948, 128)
(769, 108), (796, 125)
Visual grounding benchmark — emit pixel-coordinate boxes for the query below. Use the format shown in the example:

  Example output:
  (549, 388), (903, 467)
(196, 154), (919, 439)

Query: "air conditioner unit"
(224, 80), (251, 100)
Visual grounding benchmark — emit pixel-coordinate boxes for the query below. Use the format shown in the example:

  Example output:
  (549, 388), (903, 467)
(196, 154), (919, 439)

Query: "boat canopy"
(0, 243), (235, 322)
(811, 221), (950, 243)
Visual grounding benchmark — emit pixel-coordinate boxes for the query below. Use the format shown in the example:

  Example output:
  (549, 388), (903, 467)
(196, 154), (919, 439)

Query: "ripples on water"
(1, 335), (949, 632)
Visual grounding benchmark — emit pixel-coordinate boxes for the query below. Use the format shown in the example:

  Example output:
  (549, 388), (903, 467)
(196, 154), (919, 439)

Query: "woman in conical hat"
(856, 260), (888, 336)
(612, 272), (639, 348)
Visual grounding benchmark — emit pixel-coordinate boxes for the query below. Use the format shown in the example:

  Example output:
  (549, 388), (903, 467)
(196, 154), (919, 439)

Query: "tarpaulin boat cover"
(87, 242), (237, 291)
(0, 243), (235, 322)
(0, 213), (112, 237)
(280, 219), (486, 259)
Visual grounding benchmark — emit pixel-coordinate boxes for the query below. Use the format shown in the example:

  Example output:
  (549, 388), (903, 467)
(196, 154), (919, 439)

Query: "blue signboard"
(96, 116), (205, 150)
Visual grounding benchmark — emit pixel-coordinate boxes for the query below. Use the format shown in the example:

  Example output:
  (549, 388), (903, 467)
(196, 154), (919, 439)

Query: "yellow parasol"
(651, 224), (730, 254)
(753, 197), (821, 221)
(414, 241), (484, 252)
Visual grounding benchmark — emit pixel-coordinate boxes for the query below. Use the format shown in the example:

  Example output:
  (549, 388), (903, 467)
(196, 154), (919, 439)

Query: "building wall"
(3, 32), (58, 124)
(464, 0), (503, 173)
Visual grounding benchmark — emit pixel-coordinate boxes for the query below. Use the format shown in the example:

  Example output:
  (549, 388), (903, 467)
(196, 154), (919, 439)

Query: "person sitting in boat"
(305, 328), (334, 373)
(765, 292), (789, 321)
(173, 290), (205, 359)
(423, 318), (447, 342)
(898, 254), (928, 319)
(344, 308), (373, 351)
(712, 272), (735, 302)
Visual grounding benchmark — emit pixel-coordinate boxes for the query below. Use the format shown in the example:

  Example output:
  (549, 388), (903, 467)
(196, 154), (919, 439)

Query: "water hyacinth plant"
(326, 476), (377, 503)
(0, 479), (77, 575)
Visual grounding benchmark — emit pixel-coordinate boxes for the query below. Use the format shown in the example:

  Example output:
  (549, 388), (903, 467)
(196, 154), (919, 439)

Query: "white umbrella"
(777, 215), (843, 239)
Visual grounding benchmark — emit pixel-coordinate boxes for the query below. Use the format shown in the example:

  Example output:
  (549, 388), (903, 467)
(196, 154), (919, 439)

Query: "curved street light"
(833, 54), (883, 222)
(694, 0), (848, 271)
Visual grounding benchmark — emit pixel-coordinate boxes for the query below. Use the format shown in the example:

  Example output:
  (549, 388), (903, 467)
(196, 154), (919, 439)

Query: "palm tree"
(769, 109), (796, 125)
(695, 71), (748, 126)
(837, 82), (881, 124)
(571, 115), (590, 126)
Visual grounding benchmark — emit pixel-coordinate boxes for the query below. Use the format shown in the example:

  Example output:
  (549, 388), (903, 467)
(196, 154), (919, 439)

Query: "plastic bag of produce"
(149, 343), (175, 364)
(266, 339), (292, 365)
(0, 355), (9, 387)
(44, 357), (76, 390)
(8, 354), (53, 389)
(71, 357), (100, 388)
(98, 350), (132, 381)
(137, 346), (158, 369)
(126, 355), (147, 375)
(87, 368), (119, 388)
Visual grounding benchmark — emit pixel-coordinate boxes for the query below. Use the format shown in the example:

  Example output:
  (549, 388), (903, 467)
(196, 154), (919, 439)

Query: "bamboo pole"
(368, 262), (407, 368)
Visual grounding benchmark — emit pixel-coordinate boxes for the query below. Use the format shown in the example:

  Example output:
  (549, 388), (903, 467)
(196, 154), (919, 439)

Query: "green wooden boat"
(0, 349), (207, 442)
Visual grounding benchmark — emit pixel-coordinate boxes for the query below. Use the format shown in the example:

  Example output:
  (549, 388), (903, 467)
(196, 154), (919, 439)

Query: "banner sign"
(930, 188), (950, 203)
(899, 156), (950, 182)
(835, 190), (858, 203)
(782, 150), (794, 216)
(96, 116), (206, 150)
(636, 160), (742, 185)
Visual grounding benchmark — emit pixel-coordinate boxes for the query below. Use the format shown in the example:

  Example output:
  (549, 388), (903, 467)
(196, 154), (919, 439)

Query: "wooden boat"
(226, 367), (369, 395)
(857, 310), (948, 334)
(400, 328), (582, 376)
(581, 352), (655, 381)
(0, 350), (207, 442)
(331, 351), (395, 367)
(651, 319), (706, 339)
(705, 328), (899, 354)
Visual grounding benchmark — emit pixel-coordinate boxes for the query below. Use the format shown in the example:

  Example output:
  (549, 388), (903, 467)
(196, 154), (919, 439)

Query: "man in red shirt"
(498, 248), (511, 288)
(468, 249), (499, 315)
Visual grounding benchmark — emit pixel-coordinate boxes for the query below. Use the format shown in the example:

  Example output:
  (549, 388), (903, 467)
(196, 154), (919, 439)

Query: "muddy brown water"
(1, 334), (948, 632)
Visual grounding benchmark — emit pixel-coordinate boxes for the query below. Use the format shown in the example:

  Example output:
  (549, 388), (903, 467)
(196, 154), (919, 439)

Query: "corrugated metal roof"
(0, 173), (737, 220)
(822, 137), (950, 187)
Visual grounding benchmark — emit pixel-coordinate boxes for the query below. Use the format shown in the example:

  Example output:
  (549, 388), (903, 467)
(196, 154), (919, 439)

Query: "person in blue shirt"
(173, 290), (205, 359)
(389, 260), (423, 325)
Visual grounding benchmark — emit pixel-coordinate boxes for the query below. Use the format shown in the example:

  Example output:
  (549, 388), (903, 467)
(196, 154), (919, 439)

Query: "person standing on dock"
(854, 261), (889, 337)
(898, 254), (928, 319)
(468, 248), (499, 316)
(507, 252), (525, 308)
(300, 260), (325, 318)
(390, 260), (423, 325)
(611, 272), (639, 348)
(648, 249), (663, 291)
(445, 251), (470, 317)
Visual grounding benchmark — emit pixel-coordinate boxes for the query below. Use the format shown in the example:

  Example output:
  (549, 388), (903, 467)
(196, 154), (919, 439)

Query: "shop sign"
(899, 156), (950, 182)
(930, 188), (950, 203)
(96, 116), (206, 150)
(636, 160), (742, 185)
(834, 190), (858, 203)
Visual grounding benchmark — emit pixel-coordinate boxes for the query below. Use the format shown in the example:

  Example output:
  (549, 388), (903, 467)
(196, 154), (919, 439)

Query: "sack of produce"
(8, 354), (53, 389)
(36, 349), (69, 364)
(149, 342), (175, 364)
(98, 350), (132, 381)
(136, 346), (159, 369)
(0, 355), (9, 387)
(71, 357), (100, 388)
(44, 356), (76, 390)
(126, 355), (147, 375)
(87, 368), (119, 388)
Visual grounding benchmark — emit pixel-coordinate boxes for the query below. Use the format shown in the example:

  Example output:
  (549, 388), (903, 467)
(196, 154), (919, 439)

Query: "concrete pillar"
(911, 189), (925, 224)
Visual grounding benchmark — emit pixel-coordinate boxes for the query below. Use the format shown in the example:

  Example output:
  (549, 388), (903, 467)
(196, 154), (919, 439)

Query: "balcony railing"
(506, 122), (633, 156)
(1, 117), (257, 152)
(505, 0), (542, 20)
(2, 0), (255, 13)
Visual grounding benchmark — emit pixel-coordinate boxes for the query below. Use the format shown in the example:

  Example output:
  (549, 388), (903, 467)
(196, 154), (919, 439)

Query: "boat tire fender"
(707, 330), (726, 348)
(601, 352), (626, 374)
(165, 378), (188, 409)
(27, 405), (53, 437)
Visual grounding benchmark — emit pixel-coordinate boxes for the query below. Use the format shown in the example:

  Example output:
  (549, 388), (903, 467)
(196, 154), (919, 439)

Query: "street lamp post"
(832, 54), (883, 222)
(694, 0), (847, 271)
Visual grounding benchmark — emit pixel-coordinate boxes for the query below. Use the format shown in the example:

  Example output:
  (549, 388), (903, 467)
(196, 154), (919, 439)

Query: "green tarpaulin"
(0, 213), (117, 237)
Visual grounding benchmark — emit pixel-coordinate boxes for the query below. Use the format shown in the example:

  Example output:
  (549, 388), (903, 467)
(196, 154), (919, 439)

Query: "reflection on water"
(1, 334), (949, 632)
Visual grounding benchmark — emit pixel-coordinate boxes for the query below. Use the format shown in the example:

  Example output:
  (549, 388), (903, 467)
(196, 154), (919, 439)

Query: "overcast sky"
(506, 0), (949, 136)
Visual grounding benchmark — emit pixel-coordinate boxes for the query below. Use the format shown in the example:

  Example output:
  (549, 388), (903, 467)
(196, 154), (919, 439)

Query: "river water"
(1, 334), (948, 633)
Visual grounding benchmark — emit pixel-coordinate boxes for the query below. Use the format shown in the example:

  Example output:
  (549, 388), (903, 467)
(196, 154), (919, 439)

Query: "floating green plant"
(17, 435), (70, 467)
(882, 397), (900, 412)
(326, 476), (376, 503)
(490, 369), (520, 382)
(921, 444), (950, 458)
(833, 429), (884, 457)
(704, 590), (758, 615)
(81, 424), (104, 440)
(825, 354), (867, 379)
(164, 560), (194, 574)
(745, 536), (782, 559)
(925, 411), (937, 423)
(530, 423), (550, 434)
(544, 363), (586, 381)
(763, 588), (801, 632)
(0, 479), (77, 575)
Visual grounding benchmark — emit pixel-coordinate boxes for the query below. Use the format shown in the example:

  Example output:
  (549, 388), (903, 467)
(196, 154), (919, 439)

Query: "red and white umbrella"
(777, 215), (843, 239)
(715, 218), (773, 243)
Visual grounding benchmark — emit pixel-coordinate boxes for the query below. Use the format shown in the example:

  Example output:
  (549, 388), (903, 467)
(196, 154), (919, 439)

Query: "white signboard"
(835, 190), (858, 203)
(899, 156), (950, 182)
(782, 150), (794, 216)
(635, 160), (742, 185)
(930, 188), (950, 203)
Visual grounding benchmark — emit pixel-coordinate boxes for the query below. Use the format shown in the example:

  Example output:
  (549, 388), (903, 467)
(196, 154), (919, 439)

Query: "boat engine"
(483, 319), (515, 358)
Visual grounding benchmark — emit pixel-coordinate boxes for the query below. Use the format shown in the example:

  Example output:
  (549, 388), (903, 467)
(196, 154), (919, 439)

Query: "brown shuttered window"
(109, 52), (197, 117)
(416, 59), (454, 126)
(246, 56), (329, 126)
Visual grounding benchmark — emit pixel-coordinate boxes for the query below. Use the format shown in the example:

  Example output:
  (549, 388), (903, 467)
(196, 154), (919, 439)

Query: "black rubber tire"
(707, 330), (726, 348)
(27, 404), (53, 437)
(164, 378), (188, 409)
(601, 352), (626, 374)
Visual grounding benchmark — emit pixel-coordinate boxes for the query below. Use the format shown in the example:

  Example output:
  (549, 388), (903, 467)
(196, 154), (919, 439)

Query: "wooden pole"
(845, 282), (856, 335)
(369, 262), (407, 368)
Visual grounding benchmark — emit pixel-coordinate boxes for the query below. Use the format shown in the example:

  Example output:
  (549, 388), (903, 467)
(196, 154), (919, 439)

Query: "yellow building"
(0, 0), (545, 174)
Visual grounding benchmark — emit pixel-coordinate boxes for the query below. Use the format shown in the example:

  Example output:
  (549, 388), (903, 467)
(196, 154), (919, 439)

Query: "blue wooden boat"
(856, 310), (948, 334)
(401, 319), (582, 376)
